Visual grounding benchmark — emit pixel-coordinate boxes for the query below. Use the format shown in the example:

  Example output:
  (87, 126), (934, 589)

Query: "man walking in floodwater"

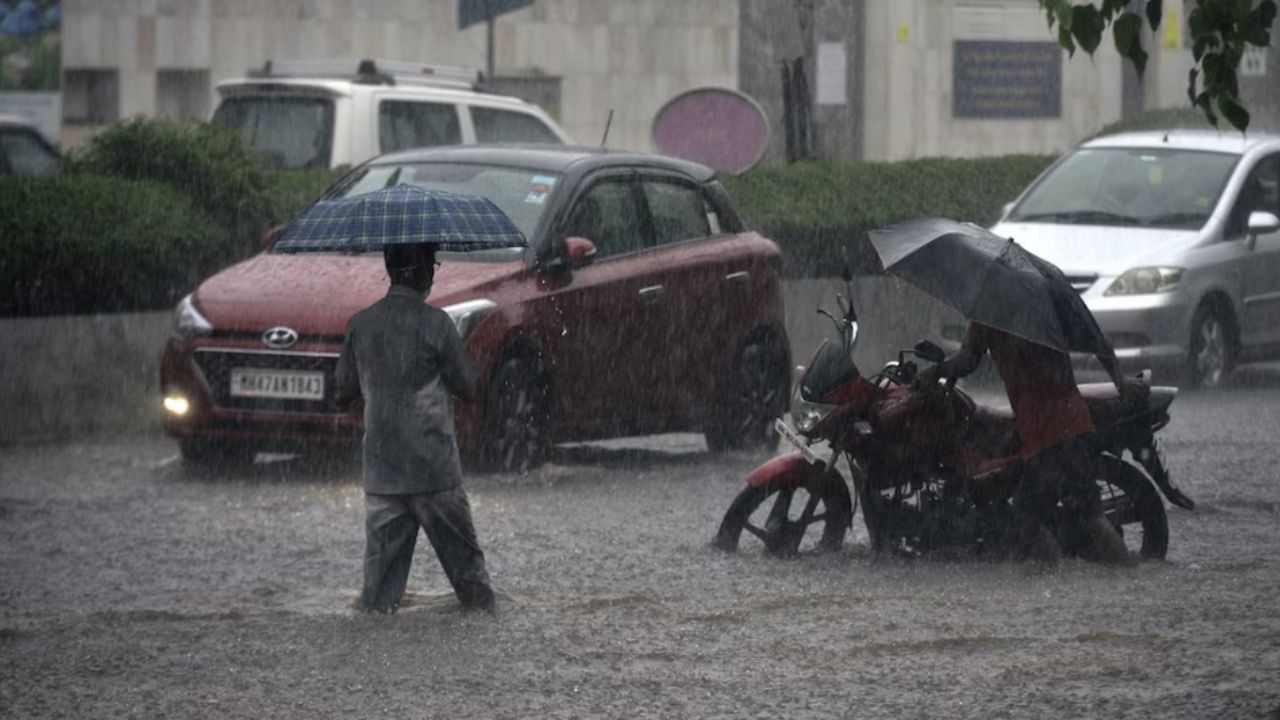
(335, 243), (496, 613)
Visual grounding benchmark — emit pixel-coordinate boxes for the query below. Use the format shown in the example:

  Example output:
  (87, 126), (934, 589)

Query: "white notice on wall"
(816, 42), (847, 106)
(1242, 46), (1267, 77)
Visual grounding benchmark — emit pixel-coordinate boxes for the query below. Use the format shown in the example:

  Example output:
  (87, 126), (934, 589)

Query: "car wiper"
(1143, 212), (1209, 228)
(1011, 210), (1142, 226)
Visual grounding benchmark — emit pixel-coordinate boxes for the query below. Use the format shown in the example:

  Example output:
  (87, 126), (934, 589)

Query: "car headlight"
(443, 299), (497, 340)
(1104, 267), (1185, 296)
(173, 294), (213, 339)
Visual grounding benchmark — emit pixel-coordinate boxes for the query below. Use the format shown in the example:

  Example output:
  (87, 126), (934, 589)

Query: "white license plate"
(229, 368), (325, 401)
(775, 418), (820, 464)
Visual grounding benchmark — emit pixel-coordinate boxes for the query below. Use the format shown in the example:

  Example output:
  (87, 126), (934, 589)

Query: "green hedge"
(0, 175), (225, 317)
(724, 154), (1056, 276)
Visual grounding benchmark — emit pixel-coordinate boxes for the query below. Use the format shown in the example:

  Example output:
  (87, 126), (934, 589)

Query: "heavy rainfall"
(3, 1), (1280, 718)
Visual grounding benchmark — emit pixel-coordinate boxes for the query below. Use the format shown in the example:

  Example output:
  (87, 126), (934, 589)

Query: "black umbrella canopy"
(869, 218), (1114, 357)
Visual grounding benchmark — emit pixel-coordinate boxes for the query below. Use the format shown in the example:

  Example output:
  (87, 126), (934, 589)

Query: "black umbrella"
(868, 217), (1115, 357)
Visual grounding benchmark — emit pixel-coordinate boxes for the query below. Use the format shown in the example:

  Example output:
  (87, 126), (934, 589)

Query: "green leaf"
(1145, 0), (1163, 30)
(1217, 92), (1249, 132)
(1114, 12), (1143, 55)
(1059, 24), (1077, 55)
(1071, 5), (1105, 54)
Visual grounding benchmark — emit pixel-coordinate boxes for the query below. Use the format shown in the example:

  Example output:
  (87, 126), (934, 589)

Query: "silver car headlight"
(1105, 267), (1185, 296)
(444, 299), (497, 340)
(173, 294), (213, 339)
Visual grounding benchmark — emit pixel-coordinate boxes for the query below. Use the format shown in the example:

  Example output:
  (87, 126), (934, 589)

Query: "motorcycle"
(713, 285), (1195, 560)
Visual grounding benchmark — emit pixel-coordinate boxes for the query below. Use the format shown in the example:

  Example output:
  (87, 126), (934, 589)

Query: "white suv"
(211, 58), (571, 170)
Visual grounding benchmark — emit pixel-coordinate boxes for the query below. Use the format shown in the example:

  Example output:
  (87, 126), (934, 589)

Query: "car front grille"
(193, 348), (345, 414)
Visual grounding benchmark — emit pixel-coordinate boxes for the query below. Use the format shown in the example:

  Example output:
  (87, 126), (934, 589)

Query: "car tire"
(1186, 303), (1235, 389)
(178, 437), (254, 468)
(705, 333), (790, 453)
(478, 353), (551, 474)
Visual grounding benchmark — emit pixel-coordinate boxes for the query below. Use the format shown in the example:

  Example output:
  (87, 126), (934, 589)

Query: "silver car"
(980, 130), (1280, 388)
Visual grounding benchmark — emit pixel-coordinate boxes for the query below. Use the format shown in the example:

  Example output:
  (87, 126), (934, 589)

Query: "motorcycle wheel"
(1098, 456), (1169, 560)
(711, 470), (852, 556)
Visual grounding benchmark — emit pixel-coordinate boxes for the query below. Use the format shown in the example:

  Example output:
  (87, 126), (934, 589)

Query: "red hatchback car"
(161, 145), (790, 470)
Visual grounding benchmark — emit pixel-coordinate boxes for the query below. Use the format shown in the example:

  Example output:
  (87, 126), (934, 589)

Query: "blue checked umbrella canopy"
(274, 184), (527, 253)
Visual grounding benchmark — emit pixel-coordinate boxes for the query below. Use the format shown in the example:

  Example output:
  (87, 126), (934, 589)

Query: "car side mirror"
(563, 236), (597, 268)
(914, 340), (946, 364)
(1244, 208), (1274, 248)
(260, 224), (285, 251)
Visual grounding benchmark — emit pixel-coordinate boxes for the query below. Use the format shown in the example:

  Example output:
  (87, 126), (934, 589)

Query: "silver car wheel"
(1193, 314), (1227, 388)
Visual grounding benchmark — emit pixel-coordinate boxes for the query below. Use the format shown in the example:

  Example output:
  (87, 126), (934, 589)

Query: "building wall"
(60, 0), (739, 153)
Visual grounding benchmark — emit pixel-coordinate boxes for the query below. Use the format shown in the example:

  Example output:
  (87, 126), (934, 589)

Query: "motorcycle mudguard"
(745, 452), (828, 491)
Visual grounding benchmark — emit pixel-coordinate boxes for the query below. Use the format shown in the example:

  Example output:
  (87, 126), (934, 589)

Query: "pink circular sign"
(651, 87), (770, 175)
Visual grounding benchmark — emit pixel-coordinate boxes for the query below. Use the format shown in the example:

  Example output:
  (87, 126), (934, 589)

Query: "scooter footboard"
(745, 452), (829, 492)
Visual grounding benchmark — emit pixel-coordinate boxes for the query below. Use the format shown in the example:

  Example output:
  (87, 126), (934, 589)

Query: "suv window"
(378, 100), (462, 153)
(0, 129), (58, 176)
(472, 107), (561, 144)
(212, 97), (333, 170)
(563, 180), (645, 258)
(642, 180), (712, 245)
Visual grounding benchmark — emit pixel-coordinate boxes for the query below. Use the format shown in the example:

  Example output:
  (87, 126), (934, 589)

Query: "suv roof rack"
(251, 58), (484, 90)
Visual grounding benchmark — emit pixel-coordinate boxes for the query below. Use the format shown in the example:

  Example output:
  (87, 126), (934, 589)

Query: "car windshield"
(1008, 147), (1239, 229)
(212, 96), (334, 170)
(316, 161), (562, 261)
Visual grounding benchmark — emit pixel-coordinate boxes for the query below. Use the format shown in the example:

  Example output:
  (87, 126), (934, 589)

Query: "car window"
(642, 180), (713, 246)
(1010, 147), (1238, 229)
(471, 107), (561, 144)
(212, 96), (333, 170)
(378, 100), (462, 153)
(1228, 154), (1280, 236)
(0, 130), (58, 176)
(562, 179), (645, 258)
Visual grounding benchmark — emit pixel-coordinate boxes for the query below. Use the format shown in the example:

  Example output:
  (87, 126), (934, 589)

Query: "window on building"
(157, 69), (211, 122)
(63, 69), (120, 125)
(378, 101), (462, 153)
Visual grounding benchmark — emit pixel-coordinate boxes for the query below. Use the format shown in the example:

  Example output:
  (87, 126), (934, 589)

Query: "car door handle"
(725, 271), (750, 284)
(638, 285), (665, 302)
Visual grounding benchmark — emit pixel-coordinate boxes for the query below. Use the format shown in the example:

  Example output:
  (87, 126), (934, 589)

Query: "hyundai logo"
(262, 326), (299, 349)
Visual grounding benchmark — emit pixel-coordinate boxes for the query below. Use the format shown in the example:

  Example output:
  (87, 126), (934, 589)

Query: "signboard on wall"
(953, 40), (1061, 119)
(0, 0), (61, 143)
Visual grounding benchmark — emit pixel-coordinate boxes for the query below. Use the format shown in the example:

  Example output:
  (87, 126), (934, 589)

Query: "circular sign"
(651, 87), (770, 175)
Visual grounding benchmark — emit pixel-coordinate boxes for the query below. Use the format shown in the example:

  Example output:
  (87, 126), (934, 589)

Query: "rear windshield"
(212, 96), (334, 170)
(1009, 147), (1239, 229)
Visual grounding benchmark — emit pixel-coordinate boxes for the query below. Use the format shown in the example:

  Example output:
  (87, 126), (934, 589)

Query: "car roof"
(1081, 129), (1280, 154)
(215, 77), (540, 109)
(0, 113), (37, 127)
(365, 144), (719, 182)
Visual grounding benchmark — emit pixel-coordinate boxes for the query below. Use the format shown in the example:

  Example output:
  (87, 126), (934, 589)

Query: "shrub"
(63, 118), (272, 253)
(0, 175), (226, 317)
(725, 154), (1057, 276)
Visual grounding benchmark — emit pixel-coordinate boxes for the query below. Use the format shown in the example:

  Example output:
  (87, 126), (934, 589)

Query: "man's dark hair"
(384, 245), (435, 288)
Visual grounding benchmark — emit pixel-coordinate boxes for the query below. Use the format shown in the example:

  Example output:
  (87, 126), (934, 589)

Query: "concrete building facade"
(60, 0), (1265, 163)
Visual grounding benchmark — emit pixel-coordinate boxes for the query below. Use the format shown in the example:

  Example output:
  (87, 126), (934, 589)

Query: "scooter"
(713, 285), (1194, 560)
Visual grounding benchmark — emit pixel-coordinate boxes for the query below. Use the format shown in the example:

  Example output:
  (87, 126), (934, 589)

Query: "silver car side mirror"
(1246, 211), (1280, 250)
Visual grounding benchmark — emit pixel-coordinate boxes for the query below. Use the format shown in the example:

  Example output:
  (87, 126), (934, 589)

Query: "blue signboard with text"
(953, 40), (1061, 119)
(458, 0), (535, 29)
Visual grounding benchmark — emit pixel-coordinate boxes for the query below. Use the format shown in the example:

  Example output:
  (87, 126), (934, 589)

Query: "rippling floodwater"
(3, 375), (1280, 718)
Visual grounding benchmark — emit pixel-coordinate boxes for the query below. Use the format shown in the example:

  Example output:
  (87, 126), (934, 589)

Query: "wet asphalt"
(2, 367), (1280, 719)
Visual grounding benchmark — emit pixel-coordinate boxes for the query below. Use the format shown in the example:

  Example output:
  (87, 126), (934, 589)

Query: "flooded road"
(3, 373), (1280, 718)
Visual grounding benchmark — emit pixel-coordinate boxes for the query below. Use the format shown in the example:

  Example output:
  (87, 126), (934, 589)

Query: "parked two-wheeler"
(713, 287), (1195, 560)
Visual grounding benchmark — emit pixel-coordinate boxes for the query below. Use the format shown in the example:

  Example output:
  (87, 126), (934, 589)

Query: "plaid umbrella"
(274, 184), (527, 253)
(868, 217), (1115, 357)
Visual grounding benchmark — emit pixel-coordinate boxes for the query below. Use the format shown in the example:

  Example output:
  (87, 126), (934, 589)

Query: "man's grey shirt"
(335, 285), (476, 494)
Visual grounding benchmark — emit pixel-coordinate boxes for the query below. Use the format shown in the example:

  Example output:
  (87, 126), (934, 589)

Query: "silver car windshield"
(332, 162), (562, 261)
(1009, 147), (1239, 229)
